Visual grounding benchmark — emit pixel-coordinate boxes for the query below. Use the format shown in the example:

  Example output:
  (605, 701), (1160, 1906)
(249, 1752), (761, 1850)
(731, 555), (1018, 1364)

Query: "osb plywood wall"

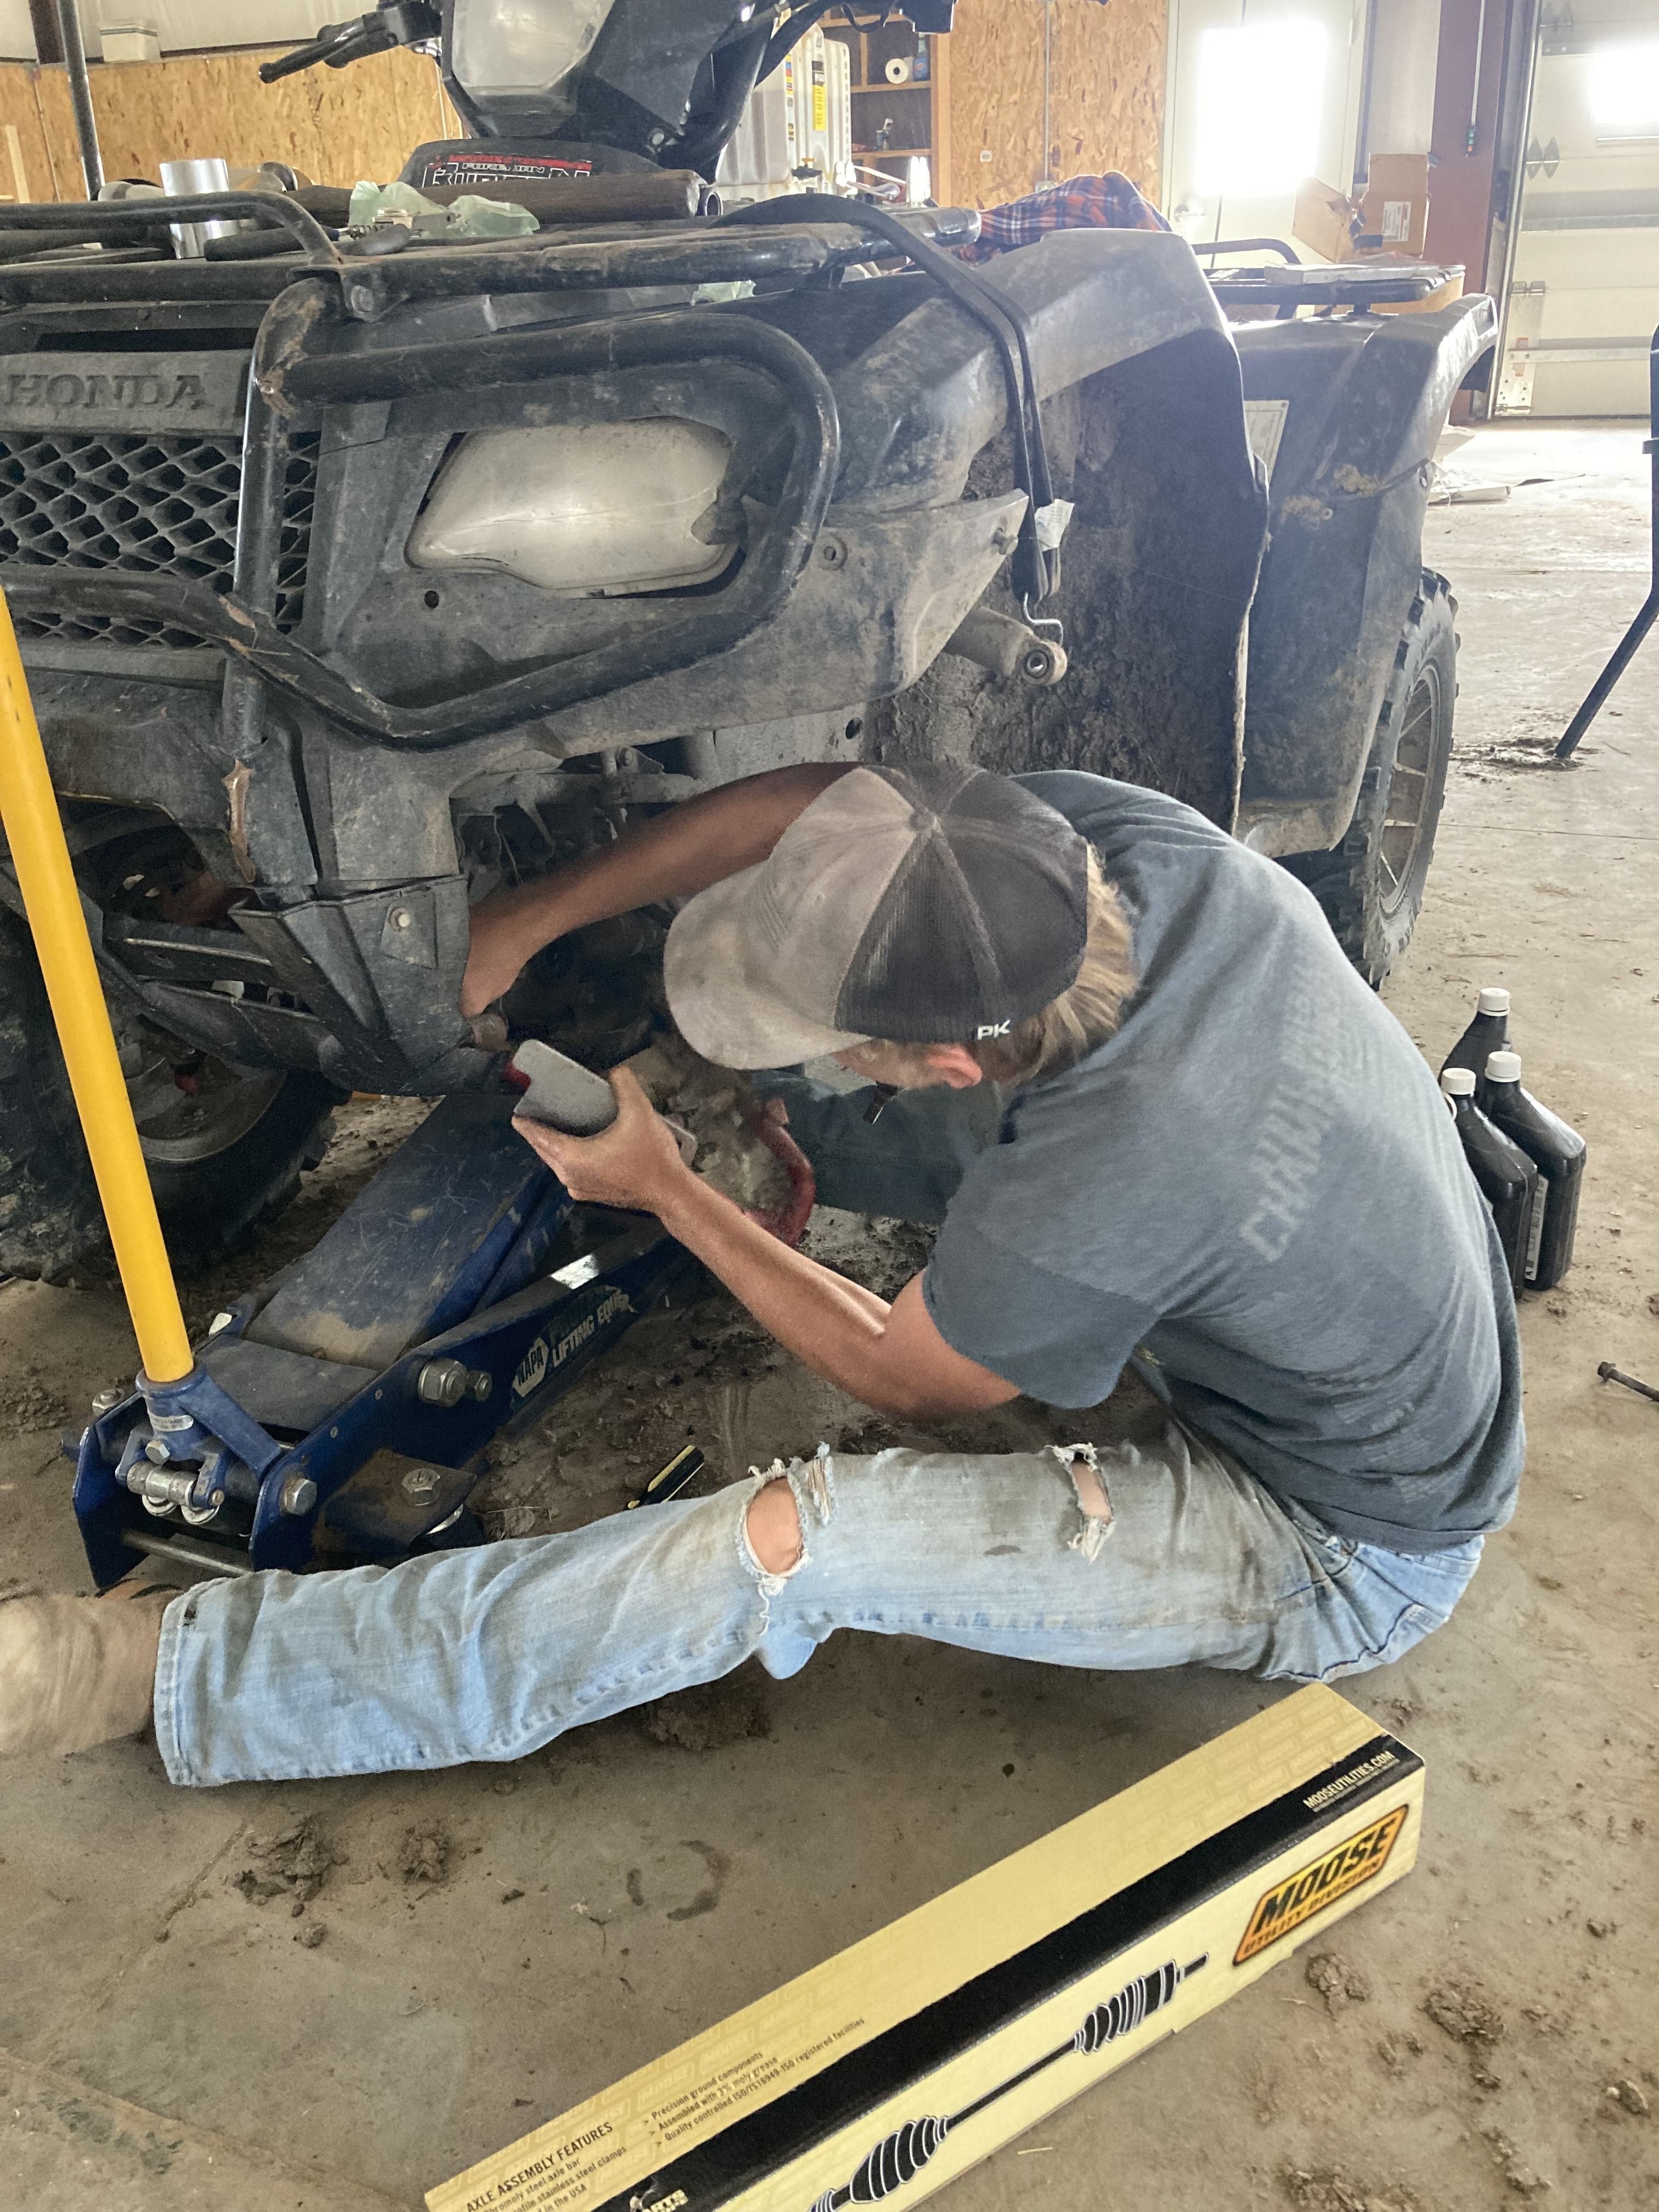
(949, 0), (1166, 211)
(0, 16), (1166, 215)
(0, 45), (459, 202)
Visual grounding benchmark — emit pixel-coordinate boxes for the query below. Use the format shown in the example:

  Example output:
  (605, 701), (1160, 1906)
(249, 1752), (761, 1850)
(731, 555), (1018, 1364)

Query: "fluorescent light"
(1588, 40), (1659, 132)
(1195, 20), (1328, 197)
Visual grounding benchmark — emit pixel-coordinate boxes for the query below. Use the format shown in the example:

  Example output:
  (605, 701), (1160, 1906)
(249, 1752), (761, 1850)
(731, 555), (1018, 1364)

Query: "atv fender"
(1231, 295), (1496, 856)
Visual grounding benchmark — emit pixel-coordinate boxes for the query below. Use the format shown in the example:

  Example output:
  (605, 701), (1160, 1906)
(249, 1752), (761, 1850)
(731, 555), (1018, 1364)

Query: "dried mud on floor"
(2, 423), (1657, 2210)
(6, 1056), (1655, 2211)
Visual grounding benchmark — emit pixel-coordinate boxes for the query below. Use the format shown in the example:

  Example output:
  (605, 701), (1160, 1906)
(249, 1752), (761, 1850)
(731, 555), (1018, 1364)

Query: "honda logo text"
(3, 370), (208, 413)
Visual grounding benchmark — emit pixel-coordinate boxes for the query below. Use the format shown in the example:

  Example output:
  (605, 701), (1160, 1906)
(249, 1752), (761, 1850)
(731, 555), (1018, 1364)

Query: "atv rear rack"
(1203, 257), (1465, 318)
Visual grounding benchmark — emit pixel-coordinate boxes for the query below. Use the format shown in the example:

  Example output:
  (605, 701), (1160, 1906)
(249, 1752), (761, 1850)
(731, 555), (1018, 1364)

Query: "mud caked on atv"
(0, 0), (1493, 1573)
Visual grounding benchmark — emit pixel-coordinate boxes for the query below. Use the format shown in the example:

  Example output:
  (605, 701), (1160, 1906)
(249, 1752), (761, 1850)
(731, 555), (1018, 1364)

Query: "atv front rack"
(0, 189), (996, 754)
(0, 189), (975, 309)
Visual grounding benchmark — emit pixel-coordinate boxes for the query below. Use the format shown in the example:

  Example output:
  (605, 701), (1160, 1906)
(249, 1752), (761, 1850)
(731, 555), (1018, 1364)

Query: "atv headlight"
(450, 0), (618, 108)
(405, 419), (737, 595)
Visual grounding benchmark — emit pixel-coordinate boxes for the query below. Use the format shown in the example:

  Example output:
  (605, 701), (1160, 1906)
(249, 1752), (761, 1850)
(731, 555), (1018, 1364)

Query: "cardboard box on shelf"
(1294, 154), (1433, 265)
(1283, 154), (1454, 313)
(1292, 176), (1359, 264)
(1361, 153), (1431, 257)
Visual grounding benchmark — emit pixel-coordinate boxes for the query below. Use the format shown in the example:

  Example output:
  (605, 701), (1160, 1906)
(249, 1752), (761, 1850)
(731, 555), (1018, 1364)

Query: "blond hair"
(842, 849), (1136, 1090)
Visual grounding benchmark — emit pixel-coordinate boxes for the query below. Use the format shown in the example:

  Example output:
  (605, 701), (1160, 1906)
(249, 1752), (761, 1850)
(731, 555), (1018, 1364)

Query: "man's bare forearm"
(484, 765), (849, 963)
(511, 1068), (1015, 1420)
(654, 1174), (915, 1409)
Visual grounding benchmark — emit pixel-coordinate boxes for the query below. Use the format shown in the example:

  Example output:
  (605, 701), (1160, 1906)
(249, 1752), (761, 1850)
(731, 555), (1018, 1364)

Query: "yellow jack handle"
(0, 589), (193, 1383)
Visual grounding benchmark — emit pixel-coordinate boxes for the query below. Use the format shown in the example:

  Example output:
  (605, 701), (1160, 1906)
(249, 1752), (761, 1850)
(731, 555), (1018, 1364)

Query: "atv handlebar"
(258, 0), (439, 84)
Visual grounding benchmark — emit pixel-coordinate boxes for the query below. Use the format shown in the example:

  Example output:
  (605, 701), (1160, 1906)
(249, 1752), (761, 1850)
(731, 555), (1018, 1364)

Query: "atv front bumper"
(1, 215), (1261, 1093)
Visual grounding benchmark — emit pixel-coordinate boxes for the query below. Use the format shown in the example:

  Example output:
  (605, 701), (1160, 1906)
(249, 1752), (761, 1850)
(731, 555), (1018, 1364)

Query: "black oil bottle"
(1440, 1067), (1538, 1295)
(1476, 1051), (1587, 1290)
(1442, 986), (1511, 1080)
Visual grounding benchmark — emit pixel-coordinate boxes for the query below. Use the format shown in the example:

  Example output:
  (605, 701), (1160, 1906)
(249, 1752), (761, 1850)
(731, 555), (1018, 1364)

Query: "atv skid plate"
(68, 1093), (697, 1585)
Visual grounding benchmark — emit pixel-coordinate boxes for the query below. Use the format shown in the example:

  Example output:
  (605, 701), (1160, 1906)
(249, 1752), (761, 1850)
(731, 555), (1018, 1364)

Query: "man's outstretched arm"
(514, 1069), (1018, 1423)
(462, 762), (851, 1016)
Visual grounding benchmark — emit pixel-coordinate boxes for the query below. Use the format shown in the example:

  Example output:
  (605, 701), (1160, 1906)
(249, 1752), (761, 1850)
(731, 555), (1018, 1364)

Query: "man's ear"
(923, 1043), (984, 1090)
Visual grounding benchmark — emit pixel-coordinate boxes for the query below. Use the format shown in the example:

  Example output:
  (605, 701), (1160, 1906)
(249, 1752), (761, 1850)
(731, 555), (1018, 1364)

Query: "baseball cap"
(664, 764), (1091, 1068)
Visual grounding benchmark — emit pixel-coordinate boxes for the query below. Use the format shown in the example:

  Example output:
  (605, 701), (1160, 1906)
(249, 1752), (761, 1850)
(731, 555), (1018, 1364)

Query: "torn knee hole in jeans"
(742, 1450), (833, 1594)
(1052, 1442), (1114, 1560)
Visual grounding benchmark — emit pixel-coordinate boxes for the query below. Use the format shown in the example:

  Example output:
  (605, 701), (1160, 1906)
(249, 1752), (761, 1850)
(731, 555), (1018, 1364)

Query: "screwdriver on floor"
(628, 1444), (705, 1508)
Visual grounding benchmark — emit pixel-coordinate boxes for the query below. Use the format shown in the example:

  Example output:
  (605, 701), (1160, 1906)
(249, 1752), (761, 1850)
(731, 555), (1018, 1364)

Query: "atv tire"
(1282, 571), (1457, 988)
(0, 909), (341, 1285)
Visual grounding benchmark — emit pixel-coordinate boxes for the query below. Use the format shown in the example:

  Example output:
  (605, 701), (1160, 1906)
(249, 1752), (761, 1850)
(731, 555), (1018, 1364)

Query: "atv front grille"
(0, 428), (319, 650)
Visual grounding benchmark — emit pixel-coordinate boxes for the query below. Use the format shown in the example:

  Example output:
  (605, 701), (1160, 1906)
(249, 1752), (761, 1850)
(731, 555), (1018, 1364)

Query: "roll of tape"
(884, 55), (912, 83)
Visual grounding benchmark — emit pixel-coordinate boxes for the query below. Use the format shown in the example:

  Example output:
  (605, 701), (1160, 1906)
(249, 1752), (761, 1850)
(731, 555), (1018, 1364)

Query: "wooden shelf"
(827, 21), (950, 202)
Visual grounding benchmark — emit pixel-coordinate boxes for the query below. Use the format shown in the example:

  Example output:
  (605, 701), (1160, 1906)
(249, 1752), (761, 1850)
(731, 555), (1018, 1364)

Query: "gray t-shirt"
(921, 772), (1524, 1552)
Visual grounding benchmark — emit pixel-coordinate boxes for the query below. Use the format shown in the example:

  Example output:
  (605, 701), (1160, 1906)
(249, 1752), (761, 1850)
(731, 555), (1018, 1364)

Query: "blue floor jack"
(71, 1094), (698, 1585)
(0, 603), (697, 1590)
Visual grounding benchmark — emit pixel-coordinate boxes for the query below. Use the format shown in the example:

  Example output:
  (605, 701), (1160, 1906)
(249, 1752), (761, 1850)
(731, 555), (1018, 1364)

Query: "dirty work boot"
(0, 1585), (168, 1756)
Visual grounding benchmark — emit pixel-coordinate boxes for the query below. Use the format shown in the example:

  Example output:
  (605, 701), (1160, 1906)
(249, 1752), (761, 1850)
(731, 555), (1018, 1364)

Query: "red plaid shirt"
(956, 173), (1170, 262)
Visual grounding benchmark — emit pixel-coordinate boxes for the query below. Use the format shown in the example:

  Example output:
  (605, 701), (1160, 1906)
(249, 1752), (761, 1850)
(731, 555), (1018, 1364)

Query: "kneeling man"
(2, 764), (1521, 1778)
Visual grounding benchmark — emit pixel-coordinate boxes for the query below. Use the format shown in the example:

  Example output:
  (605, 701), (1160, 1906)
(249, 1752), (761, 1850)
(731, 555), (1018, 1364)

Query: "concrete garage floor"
(2, 421), (1656, 2211)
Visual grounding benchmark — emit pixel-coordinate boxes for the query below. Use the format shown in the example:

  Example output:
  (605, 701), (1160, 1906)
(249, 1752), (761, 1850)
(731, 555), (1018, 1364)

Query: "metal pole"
(1351, 0), (1381, 195)
(1484, 0), (1541, 421)
(122, 1529), (255, 1577)
(26, 0), (61, 63)
(53, 0), (103, 200)
(1555, 326), (1659, 760)
(1041, 0), (1053, 186)
(0, 589), (191, 1380)
(1466, 0), (1488, 154)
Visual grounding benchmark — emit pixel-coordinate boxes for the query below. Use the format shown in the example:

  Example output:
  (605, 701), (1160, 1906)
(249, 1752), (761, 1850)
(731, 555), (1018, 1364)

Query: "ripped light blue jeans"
(155, 1424), (1481, 1787)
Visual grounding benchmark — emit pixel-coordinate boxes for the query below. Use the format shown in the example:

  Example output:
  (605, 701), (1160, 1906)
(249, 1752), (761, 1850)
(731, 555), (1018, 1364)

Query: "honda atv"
(0, 0), (1494, 1281)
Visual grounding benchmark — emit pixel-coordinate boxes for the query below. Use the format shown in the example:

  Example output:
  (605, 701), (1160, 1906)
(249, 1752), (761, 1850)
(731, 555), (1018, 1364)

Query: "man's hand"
(512, 1066), (692, 1216)
(516, 1071), (1018, 1419)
